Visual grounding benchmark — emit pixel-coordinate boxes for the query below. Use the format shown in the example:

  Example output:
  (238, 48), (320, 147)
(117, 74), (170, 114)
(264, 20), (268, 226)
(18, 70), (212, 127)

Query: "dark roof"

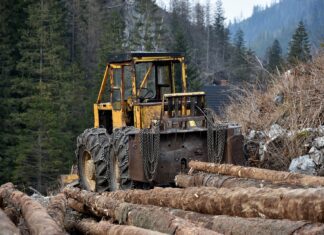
(202, 85), (232, 115)
(107, 51), (184, 63)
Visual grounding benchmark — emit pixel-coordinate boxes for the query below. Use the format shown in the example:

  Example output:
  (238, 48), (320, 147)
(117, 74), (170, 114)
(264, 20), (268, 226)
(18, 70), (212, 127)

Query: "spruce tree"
(12, 0), (76, 192)
(212, 0), (230, 73)
(0, 0), (28, 184)
(170, 2), (200, 91)
(266, 39), (284, 72)
(287, 21), (311, 65)
(127, 0), (165, 51)
(230, 29), (252, 82)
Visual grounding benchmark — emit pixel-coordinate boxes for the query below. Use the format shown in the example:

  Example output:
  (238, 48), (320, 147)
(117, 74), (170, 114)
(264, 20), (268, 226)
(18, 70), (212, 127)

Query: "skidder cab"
(77, 52), (245, 192)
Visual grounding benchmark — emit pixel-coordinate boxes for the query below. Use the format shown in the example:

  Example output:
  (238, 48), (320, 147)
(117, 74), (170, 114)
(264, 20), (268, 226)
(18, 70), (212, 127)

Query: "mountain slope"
(229, 0), (324, 57)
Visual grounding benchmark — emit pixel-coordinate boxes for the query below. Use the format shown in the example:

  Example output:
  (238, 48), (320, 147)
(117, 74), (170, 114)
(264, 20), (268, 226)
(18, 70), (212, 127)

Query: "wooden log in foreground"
(189, 161), (324, 187)
(165, 208), (324, 235)
(104, 186), (324, 223)
(73, 219), (166, 235)
(64, 187), (220, 235)
(0, 183), (65, 235)
(0, 208), (21, 235)
(47, 193), (67, 230)
(175, 172), (303, 189)
(64, 187), (324, 235)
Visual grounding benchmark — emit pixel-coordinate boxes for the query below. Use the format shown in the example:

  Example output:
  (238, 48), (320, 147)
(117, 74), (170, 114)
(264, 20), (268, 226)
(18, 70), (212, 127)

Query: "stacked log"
(4, 159), (324, 235)
(64, 187), (324, 235)
(64, 187), (219, 235)
(175, 172), (302, 189)
(188, 161), (324, 187)
(0, 183), (65, 235)
(0, 208), (20, 235)
(73, 219), (166, 235)
(101, 186), (324, 223)
(47, 193), (67, 229)
(164, 208), (324, 235)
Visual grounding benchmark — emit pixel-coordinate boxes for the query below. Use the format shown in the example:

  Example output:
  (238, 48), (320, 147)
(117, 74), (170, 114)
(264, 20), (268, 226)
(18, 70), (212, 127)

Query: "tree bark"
(2, 206), (20, 226)
(188, 161), (324, 187)
(164, 208), (324, 235)
(0, 208), (21, 235)
(47, 193), (66, 230)
(64, 187), (220, 235)
(175, 172), (302, 189)
(96, 185), (324, 223)
(0, 183), (65, 235)
(73, 219), (166, 235)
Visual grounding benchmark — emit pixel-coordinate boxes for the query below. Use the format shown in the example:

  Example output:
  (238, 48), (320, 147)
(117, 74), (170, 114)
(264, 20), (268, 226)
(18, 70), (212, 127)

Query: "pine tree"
(266, 39), (284, 72)
(99, 8), (125, 67)
(0, 0), (29, 185)
(232, 29), (246, 66)
(170, 2), (200, 91)
(287, 21), (311, 65)
(127, 0), (165, 51)
(194, 3), (205, 29)
(212, 0), (230, 73)
(11, 0), (76, 192)
(230, 29), (252, 82)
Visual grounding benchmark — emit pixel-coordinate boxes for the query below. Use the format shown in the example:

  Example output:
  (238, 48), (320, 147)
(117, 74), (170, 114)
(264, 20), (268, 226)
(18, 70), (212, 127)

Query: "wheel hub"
(83, 151), (96, 191)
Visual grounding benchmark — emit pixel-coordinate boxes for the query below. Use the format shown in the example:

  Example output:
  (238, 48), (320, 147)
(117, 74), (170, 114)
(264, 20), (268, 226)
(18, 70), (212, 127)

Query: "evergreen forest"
(0, 0), (317, 193)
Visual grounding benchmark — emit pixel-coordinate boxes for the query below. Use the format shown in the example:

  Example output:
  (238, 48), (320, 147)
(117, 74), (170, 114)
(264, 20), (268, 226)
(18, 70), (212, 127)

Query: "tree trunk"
(2, 206), (20, 226)
(189, 161), (324, 187)
(73, 219), (166, 235)
(0, 183), (65, 235)
(0, 208), (21, 235)
(163, 208), (324, 235)
(94, 185), (324, 223)
(175, 172), (302, 189)
(64, 187), (220, 235)
(47, 193), (66, 230)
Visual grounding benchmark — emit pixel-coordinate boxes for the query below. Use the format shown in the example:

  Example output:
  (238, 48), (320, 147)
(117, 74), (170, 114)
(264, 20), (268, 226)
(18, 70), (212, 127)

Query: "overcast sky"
(156, 0), (277, 23)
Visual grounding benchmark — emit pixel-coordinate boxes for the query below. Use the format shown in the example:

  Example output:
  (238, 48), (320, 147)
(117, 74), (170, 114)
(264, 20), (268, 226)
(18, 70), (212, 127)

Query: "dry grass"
(223, 55), (324, 133)
(219, 54), (324, 170)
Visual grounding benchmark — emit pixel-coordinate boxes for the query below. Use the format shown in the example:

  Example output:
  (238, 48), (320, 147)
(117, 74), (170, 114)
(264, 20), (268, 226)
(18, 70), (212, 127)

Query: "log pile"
(3, 160), (324, 234)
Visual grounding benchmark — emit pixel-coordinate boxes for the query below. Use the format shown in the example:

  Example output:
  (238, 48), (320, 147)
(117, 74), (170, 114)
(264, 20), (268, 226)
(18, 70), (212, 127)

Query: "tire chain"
(140, 123), (160, 182)
(206, 110), (227, 163)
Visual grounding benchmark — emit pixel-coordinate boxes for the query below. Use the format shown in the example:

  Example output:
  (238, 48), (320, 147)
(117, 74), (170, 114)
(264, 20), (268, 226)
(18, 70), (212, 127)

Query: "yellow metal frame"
(94, 55), (189, 129)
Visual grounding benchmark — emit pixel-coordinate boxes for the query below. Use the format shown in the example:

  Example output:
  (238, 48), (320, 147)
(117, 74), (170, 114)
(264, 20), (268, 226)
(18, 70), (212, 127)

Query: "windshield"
(135, 62), (181, 101)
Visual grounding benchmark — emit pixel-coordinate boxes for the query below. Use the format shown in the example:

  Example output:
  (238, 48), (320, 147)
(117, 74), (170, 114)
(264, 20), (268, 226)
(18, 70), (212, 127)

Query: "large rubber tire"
(76, 128), (110, 192)
(108, 127), (134, 191)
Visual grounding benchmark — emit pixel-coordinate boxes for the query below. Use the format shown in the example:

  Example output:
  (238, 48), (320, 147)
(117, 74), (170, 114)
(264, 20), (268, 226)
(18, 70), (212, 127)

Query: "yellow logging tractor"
(76, 52), (245, 192)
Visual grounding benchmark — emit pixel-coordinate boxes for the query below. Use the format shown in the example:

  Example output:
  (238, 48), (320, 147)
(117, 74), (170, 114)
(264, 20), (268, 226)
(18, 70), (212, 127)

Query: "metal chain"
(206, 110), (227, 163)
(140, 122), (160, 182)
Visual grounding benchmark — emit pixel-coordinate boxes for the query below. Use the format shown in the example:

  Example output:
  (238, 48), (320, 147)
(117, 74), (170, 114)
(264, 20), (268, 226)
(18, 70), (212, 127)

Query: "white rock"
(247, 130), (256, 140)
(259, 142), (266, 162)
(267, 124), (286, 140)
(309, 146), (317, 154)
(289, 155), (316, 175)
(309, 148), (324, 165)
(318, 126), (324, 136)
(313, 137), (324, 149)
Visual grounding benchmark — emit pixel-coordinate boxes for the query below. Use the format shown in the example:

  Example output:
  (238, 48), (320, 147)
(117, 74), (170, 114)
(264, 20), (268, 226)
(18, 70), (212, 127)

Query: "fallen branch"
(64, 187), (220, 235)
(73, 219), (166, 235)
(189, 161), (324, 187)
(175, 172), (303, 189)
(0, 183), (65, 235)
(0, 208), (21, 235)
(102, 186), (324, 223)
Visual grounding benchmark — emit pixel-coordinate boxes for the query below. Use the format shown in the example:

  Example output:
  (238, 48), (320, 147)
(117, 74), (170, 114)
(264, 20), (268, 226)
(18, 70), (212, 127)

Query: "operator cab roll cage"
(96, 52), (188, 108)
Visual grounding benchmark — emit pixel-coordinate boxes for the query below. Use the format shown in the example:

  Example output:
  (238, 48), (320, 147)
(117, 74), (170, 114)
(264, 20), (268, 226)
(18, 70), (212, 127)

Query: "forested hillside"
(229, 0), (324, 57)
(0, 0), (317, 193)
